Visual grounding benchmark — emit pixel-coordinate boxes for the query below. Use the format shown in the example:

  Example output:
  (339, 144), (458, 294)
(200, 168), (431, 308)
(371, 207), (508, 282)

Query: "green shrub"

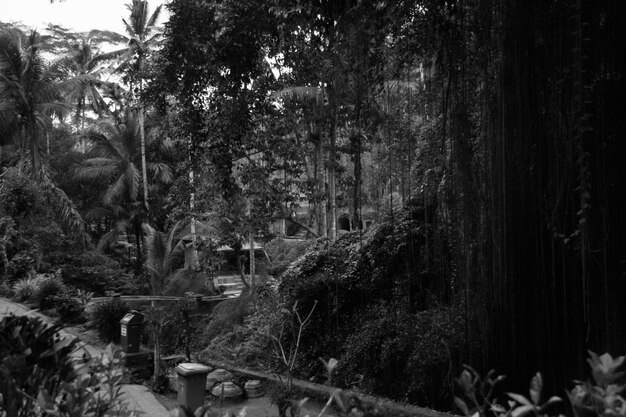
(264, 238), (312, 277)
(0, 314), (76, 414)
(50, 293), (85, 324)
(334, 304), (462, 408)
(202, 292), (252, 342)
(12, 275), (42, 302)
(7, 251), (37, 280)
(61, 264), (142, 296)
(12, 273), (65, 308)
(90, 299), (131, 343)
(35, 274), (65, 310)
(0, 170), (45, 219)
(0, 281), (11, 297)
(0, 314), (128, 416)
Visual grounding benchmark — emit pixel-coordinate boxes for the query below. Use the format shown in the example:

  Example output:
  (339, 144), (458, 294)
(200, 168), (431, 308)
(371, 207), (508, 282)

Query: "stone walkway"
(0, 297), (171, 417)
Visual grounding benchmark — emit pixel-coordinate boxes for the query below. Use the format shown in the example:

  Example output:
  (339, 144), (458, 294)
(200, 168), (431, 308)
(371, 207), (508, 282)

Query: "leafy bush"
(335, 303), (462, 408)
(90, 299), (131, 343)
(0, 314), (76, 415)
(0, 170), (45, 219)
(7, 251), (37, 280)
(50, 293), (85, 324)
(49, 250), (141, 296)
(568, 352), (626, 417)
(265, 212), (459, 408)
(12, 275), (43, 302)
(199, 286), (283, 369)
(201, 292), (253, 342)
(264, 237), (312, 277)
(0, 314), (128, 417)
(35, 273), (66, 310)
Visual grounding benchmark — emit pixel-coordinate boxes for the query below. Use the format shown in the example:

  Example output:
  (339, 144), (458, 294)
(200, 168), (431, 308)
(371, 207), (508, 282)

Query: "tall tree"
(0, 28), (68, 178)
(99, 0), (163, 216)
(53, 29), (126, 130)
(75, 108), (171, 256)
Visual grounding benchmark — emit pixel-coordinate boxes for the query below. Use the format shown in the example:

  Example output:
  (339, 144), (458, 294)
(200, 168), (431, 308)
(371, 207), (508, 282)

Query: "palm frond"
(146, 162), (172, 184)
(87, 29), (129, 45)
(96, 229), (119, 252)
(74, 163), (118, 181)
(122, 18), (136, 39)
(125, 162), (141, 202)
(85, 126), (124, 160)
(40, 173), (87, 242)
(165, 220), (184, 256)
(143, 222), (171, 295)
(103, 174), (128, 206)
(146, 5), (163, 30)
(85, 206), (113, 220)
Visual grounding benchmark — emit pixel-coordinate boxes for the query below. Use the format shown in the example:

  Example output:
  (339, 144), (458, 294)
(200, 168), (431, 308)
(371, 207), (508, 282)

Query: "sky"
(1, 0), (169, 34)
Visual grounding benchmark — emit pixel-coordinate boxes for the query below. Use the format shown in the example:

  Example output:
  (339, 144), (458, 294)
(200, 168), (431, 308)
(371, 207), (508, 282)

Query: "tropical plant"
(0, 28), (69, 178)
(76, 108), (170, 205)
(142, 221), (184, 296)
(89, 298), (130, 343)
(568, 351), (626, 417)
(52, 29), (126, 130)
(106, 0), (164, 215)
(0, 216), (16, 278)
(0, 314), (128, 417)
(75, 108), (172, 256)
(454, 366), (562, 417)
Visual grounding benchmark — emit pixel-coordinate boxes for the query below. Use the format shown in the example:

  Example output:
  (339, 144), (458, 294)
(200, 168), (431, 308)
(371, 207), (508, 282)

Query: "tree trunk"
(29, 124), (41, 179)
(352, 134), (362, 230)
(139, 104), (149, 217)
(313, 131), (327, 237)
(189, 169), (198, 269)
(249, 231), (255, 287)
(328, 89), (337, 240)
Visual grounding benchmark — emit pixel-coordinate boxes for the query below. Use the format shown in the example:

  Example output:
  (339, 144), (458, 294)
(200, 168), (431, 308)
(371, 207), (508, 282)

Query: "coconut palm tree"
(142, 222), (184, 296)
(75, 108), (171, 204)
(0, 28), (68, 178)
(103, 0), (163, 216)
(54, 29), (127, 129)
(75, 108), (172, 256)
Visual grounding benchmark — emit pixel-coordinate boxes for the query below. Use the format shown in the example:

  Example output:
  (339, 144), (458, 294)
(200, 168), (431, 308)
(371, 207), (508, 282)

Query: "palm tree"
(86, 203), (144, 259)
(104, 0), (163, 217)
(75, 108), (172, 255)
(0, 28), (68, 178)
(142, 222), (184, 296)
(54, 29), (127, 130)
(75, 108), (171, 203)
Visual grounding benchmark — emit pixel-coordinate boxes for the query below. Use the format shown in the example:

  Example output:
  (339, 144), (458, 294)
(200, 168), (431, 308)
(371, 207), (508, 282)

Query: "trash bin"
(120, 311), (144, 353)
(176, 363), (210, 413)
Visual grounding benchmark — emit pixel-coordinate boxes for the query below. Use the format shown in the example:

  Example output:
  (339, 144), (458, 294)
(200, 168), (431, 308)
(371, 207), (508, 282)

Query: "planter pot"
(206, 368), (232, 390)
(211, 381), (243, 399)
(244, 379), (265, 398)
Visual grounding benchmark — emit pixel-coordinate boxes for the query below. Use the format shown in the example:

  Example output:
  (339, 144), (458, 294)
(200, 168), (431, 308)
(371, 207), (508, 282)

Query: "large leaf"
(529, 372), (542, 405)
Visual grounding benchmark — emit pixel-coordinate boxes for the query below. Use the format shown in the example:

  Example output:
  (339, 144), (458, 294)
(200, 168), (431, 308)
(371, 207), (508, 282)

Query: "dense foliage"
(2, 0), (626, 411)
(0, 314), (127, 417)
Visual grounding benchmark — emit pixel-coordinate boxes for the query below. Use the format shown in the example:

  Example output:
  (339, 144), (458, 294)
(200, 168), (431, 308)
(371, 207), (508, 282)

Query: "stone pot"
(206, 368), (233, 390)
(244, 379), (265, 398)
(211, 381), (243, 399)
